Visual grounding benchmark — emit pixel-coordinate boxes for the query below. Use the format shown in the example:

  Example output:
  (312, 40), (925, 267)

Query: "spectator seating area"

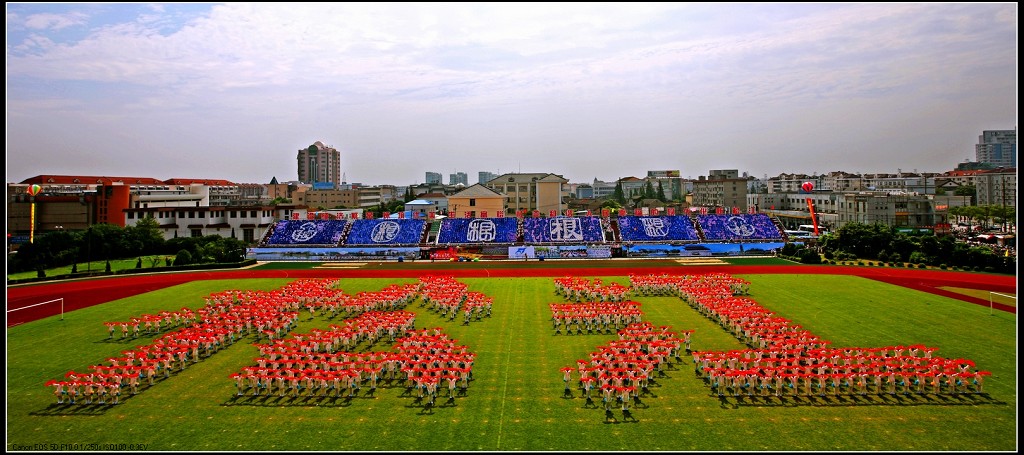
(436, 218), (520, 244)
(696, 214), (783, 241)
(522, 216), (605, 243)
(617, 216), (700, 242)
(344, 219), (428, 246)
(262, 220), (348, 246)
(257, 214), (789, 247)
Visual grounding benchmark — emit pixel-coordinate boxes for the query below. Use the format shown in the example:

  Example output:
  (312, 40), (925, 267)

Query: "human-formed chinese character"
(466, 219), (497, 242)
(549, 218), (583, 241)
(640, 217), (668, 237)
(371, 221), (402, 243)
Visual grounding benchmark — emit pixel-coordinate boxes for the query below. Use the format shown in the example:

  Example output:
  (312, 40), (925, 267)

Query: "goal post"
(988, 292), (1016, 316)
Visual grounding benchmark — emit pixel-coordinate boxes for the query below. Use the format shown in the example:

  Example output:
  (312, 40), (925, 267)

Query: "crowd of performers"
(554, 276), (631, 302)
(418, 276), (493, 325)
(232, 313), (476, 408)
(626, 272), (992, 398)
(47, 276), (481, 407)
(694, 347), (990, 397)
(552, 276), (697, 418)
(551, 276), (644, 335)
(560, 322), (689, 415)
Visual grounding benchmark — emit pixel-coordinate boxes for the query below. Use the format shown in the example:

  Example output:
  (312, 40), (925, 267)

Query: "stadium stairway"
(770, 215), (790, 243)
(692, 215), (707, 242)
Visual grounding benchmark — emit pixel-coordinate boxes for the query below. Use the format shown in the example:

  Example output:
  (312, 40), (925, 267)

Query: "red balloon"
(801, 182), (814, 193)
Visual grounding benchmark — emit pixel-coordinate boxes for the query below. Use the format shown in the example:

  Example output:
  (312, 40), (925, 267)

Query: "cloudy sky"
(6, 3), (1017, 186)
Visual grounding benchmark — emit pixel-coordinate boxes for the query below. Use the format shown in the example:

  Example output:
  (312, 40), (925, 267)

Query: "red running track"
(6, 265), (1016, 327)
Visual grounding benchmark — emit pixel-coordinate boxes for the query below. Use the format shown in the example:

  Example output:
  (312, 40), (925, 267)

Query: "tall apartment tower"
(478, 171), (498, 185)
(449, 172), (468, 186)
(975, 129), (1016, 168)
(297, 141), (342, 189)
(425, 172), (442, 184)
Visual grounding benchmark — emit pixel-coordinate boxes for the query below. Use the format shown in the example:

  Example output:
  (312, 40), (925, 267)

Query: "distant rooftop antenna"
(342, 172), (347, 184)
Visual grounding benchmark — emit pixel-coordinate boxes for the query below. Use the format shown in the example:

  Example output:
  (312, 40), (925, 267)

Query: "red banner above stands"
(634, 208), (642, 216)
(306, 212), (315, 220)
(412, 211), (420, 219)
(351, 212), (359, 219)
(700, 207), (708, 215)
(398, 211), (406, 219)
(732, 207), (740, 215)
(565, 209), (573, 217)
(586, 210), (592, 217)
(667, 207), (675, 216)
(291, 212), (300, 220)
(480, 210), (488, 218)
(549, 210), (557, 218)
(747, 205), (756, 214)
(464, 211), (472, 219)
(383, 211), (390, 218)
(496, 210), (504, 218)
(533, 210), (540, 218)
(336, 213), (345, 220)
(601, 209), (610, 218)
(427, 211), (435, 220)
(366, 212), (374, 219)
(651, 207), (660, 216)
(618, 208), (627, 217)
(715, 207), (724, 215)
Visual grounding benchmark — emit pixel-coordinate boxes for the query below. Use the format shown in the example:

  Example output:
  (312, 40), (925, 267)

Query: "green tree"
(657, 181), (667, 202)
(123, 216), (165, 257)
(613, 180), (626, 204)
(644, 180), (656, 200)
(954, 184), (976, 205)
(600, 199), (622, 211)
(174, 250), (193, 266)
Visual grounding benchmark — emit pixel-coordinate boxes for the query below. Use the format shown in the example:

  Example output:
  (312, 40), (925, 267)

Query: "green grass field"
(5, 274), (1017, 451)
(6, 256), (175, 281)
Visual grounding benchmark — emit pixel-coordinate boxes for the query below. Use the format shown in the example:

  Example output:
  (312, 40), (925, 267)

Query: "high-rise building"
(297, 141), (341, 189)
(449, 172), (468, 186)
(975, 130), (1016, 168)
(690, 171), (749, 211)
(425, 172), (442, 184)
(478, 171), (498, 185)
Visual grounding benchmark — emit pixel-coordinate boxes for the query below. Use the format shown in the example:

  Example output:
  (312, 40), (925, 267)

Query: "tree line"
(783, 221), (1015, 274)
(9, 217), (247, 274)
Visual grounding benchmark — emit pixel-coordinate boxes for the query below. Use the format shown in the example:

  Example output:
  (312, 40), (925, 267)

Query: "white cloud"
(22, 11), (89, 30)
(4, 3), (1017, 184)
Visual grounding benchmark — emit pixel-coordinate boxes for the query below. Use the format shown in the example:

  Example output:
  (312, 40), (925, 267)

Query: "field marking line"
(495, 282), (517, 450)
(6, 298), (64, 313)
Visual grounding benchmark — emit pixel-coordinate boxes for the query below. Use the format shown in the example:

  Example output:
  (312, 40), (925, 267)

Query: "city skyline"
(6, 3), (1017, 185)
